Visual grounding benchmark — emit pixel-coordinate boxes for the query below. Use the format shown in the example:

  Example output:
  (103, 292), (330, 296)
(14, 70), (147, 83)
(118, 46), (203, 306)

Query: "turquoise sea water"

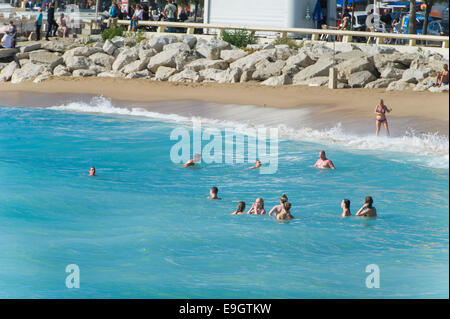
(0, 102), (448, 298)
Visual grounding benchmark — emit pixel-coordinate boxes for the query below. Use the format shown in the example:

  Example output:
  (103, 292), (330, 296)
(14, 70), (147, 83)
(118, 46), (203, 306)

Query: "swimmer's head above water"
(209, 186), (221, 200)
(89, 167), (96, 176)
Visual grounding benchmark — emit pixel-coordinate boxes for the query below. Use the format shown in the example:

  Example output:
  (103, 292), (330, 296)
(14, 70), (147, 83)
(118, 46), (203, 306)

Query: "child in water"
(232, 201), (246, 215)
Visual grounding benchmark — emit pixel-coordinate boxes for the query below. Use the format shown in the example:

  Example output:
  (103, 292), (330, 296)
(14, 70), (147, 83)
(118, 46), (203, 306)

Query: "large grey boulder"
(275, 45), (295, 61)
(230, 49), (276, 72)
(72, 69), (97, 77)
(365, 78), (396, 89)
(217, 68), (242, 83)
(387, 80), (414, 91)
(122, 59), (147, 74)
(380, 67), (403, 80)
(112, 50), (139, 72)
(163, 42), (191, 52)
(168, 69), (203, 83)
(65, 56), (90, 71)
(147, 49), (180, 72)
(196, 38), (232, 60)
(410, 56), (448, 72)
(146, 35), (178, 52)
(285, 51), (315, 69)
(179, 35), (197, 49)
(196, 44), (220, 60)
(89, 64), (109, 74)
(138, 48), (157, 62)
(185, 58), (229, 72)
(53, 65), (71, 76)
(0, 48), (18, 59)
(261, 74), (292, 86)
(155, 66), (177, 81)
(126, 69), (152, 79)
(103, 40), (117, 55)
(220, 49), (248, 63)
(89, 52), (115, 69)
(413, 77), (435, 91)
(348, 71), (377, 88)
(174, 50), (202, 71)
(11, 63), (50, 83)
(64, 46), (101, 60)
(293, 58), (336, 82)
(373, 53), (410, 71)
(110, 36), (125, 48)
(41, 41), (76, 53)
(360, 45), (396, 56)
(200, 68), (226, 82)
(0, 61), (19, 82)
(33, 71), (52, 83)
(252, 60), (286, 81)
(97, 71), (124, 78)
(334, 50), (367, 61)
(293, 76), (329, 86)
(336, 57), (376, 79)
(28, 51), (63, 70)
(19, 43), (41, 53)
(401, 68), (432, 83)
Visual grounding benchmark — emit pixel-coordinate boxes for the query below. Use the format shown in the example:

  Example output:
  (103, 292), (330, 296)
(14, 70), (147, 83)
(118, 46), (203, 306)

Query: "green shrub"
(273, 36), (303, 49)
(221, 29), (257, 48)
(101, 27), (124, 41)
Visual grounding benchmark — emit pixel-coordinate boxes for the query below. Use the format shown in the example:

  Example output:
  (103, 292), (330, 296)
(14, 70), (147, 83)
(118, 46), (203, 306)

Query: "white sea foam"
(48, 96), (449, 169)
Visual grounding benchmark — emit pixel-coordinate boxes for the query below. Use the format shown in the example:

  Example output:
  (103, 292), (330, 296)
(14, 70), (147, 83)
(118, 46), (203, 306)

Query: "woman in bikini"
(247, 198), (266, 215)
(374, 99), (392, 136)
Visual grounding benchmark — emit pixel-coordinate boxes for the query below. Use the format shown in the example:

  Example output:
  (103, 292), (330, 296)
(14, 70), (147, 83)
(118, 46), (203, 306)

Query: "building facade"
(204, 0), (338, 29)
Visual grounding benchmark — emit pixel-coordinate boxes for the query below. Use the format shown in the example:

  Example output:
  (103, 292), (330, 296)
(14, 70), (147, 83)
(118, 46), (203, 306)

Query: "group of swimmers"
(208, 186), (377, 220)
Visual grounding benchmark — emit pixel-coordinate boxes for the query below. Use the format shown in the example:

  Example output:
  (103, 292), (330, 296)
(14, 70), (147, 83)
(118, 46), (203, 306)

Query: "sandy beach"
(1, 77), (449, 135)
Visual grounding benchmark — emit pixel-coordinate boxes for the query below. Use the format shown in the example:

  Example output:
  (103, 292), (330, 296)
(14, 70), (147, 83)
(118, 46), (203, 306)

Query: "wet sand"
(0, 77), (448, 135)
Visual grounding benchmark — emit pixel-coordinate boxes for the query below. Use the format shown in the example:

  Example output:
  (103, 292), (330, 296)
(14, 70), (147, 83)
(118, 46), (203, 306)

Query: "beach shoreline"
(1, 77), (448, 136)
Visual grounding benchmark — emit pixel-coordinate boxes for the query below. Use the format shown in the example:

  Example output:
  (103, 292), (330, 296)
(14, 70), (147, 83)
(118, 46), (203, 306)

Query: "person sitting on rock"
(0, 32), (13, 48)
(434, 64), (449, 87)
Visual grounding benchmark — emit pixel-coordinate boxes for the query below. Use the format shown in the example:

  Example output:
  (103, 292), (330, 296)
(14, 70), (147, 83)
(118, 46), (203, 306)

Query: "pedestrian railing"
(106, 19), (449, 49)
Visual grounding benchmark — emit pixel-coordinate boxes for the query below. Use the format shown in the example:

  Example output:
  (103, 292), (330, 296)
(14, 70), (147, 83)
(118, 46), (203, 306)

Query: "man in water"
(435, 64), (449, 87)
(249, 160), (261, 169)
(89, 167), (96, 176)
(314, 151), (335, 169)
(184, 153), (201, 168)
(208, 187), (221, 200)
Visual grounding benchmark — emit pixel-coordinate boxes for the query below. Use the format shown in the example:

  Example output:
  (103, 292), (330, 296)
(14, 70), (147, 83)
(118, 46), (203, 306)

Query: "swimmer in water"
(277, 201), (295, 220)
(248, 160), (261, 169)
(356, 196), (377, 217)
(375, 99), (392, 137)
(89, 167), (96, 176)
(341, 199), (351, 217)
(184, 153), (201, 168)
(269, 193), (289, 217)
(247, 197), (266, 215)
(232, 201), (246, 215)
(208, 186), (221, 200)
(314, 150), (335, 169)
